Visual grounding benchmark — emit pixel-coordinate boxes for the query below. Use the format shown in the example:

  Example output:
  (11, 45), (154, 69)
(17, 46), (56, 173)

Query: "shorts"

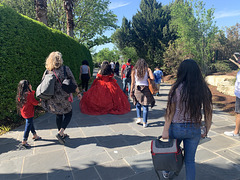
(235, 97), (240, 113)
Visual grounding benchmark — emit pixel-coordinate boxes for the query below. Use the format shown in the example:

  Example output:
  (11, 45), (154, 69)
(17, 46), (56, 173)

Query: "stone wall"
(205, 75), (235, 96)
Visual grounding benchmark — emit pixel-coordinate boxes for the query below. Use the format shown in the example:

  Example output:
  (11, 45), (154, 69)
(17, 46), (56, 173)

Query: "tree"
(63, 0), (74, 37)
(73, 0), (118, 48)
(1, 0), (118, 48)
(95, 48), (120, 63)
(0, 0), (35, 19)
(35, 0), (48, 25)
(169, 0), (218, 74)
(112, 0), (175, 67)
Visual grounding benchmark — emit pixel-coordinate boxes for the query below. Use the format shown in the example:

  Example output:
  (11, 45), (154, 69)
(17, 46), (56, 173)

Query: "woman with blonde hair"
(130, 58), (155, 128)
(41, 51), (82, 144)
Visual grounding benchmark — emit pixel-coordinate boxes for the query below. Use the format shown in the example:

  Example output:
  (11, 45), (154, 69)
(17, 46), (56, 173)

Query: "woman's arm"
(130, 70), (135, 99)
(148, 68), (154, 80)
(79, 66), (82, 80)
(203, 104), (212, 136)
(88, 66), (91, 78)
(162, 103), (176, 139)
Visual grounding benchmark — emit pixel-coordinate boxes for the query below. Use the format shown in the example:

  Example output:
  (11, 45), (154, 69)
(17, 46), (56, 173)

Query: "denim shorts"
(235, 97), (240, 114)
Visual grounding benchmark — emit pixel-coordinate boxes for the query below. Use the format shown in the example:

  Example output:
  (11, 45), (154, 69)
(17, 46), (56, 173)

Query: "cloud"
(109, 1), (130, 10)
(215, 10), (240, 19)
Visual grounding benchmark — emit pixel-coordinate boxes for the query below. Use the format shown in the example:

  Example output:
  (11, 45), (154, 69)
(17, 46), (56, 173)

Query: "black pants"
(81, 74), (90, 91)
(56, 110), (72, 130)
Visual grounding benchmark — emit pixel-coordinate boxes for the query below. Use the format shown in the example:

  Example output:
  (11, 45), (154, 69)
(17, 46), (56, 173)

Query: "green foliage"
(112, 0), (176, 68)
(208, 60), (238, 74)
(94, 48), (119, 63)
(0, 0), (118, 49)
(74, 0), (118, 48)
(169, 0), (218, 75)
(0, 4), (92, 125)
(0, 0), (35, 19)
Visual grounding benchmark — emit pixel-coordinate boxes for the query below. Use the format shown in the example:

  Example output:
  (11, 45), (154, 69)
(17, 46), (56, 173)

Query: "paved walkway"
(1, 69), (240, 180)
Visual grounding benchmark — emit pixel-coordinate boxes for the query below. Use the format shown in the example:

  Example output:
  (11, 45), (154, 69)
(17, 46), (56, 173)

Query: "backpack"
(123, 64), (131, 78)
(36, 71), (56, 100)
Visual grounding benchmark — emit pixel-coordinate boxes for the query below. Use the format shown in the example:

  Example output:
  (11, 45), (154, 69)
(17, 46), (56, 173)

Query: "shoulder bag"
(36, 71), (55, 100)
(148, 78), (158, 94)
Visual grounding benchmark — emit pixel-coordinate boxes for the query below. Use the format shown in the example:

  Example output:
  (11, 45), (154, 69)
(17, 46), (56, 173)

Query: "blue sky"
(95, 0), (240, 52)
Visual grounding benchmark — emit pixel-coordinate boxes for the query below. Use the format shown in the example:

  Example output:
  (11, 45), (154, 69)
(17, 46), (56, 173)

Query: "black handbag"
(62, 66), (77, 94)
(151, 136), (184, 179)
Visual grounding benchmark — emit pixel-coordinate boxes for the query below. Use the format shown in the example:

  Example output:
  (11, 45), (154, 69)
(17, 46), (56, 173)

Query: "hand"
(162, 130), (169, 139)
(130, 92), (134, 99)
(77, 93), (82, 100)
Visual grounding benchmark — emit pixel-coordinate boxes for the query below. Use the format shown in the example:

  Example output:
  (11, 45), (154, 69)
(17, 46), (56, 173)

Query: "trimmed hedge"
(0, 4), (92, 125)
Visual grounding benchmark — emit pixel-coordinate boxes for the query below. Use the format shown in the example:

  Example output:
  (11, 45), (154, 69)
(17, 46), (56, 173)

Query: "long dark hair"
(133, 58), (148, 79)
(166, 59), (212, 123)
(16, 80), (31, 114)
(100, 63), (113, 75)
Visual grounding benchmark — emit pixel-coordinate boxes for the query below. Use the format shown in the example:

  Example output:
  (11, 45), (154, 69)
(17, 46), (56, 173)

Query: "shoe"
(32, 136), (42, 141)
(224, 131), (239, 137)
(22, 142), (31, 148)
(136, 118), (141, 124)
(162, 171), (169, 179)
(62, 134), (69, 139)
(143, 123), (148, 128)
(56, 134), (65, 144)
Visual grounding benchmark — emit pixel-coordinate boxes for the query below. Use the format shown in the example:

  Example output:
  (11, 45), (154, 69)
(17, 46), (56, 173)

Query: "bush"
(0, 4), (92, 125)
(208, 60), (237, 74)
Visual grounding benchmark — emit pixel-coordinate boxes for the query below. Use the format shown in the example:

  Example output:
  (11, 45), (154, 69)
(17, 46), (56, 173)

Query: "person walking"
(114, 61), (120, 76)
(121, 58), (133, 95)
(224, 69), (240, 136)
(161, 59), (212, 180)
(16, 80), (41, 147)
(79, 60), (91, 92)
(153, 66), (164, 96)
(130, 58), (155, 128)
(80, 61), (130, 115)
(41, 51), (82, 145)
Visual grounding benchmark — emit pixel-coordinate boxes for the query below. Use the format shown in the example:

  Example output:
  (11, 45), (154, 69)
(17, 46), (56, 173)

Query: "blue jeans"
(122, 77), (131, 95)
(136, 102), (149, 123)
(169, 123), (201, 180)
(23, 117), (36, 141)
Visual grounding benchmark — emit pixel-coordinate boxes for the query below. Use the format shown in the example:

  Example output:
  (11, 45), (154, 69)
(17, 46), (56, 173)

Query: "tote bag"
(36, 72), (55, 100)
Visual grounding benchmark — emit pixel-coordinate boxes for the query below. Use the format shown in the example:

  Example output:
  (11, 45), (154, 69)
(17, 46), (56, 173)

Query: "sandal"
(32, 136), (42, 141)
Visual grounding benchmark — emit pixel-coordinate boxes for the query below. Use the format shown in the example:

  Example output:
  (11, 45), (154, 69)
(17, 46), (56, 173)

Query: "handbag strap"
(53, 69), (62, 85)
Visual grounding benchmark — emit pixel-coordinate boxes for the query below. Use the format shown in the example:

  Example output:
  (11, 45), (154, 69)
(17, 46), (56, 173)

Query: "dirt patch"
(165, 74), (236, 116)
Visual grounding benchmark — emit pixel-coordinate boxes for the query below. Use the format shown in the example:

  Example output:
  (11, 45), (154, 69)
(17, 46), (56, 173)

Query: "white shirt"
(235, 70), (240, 98)
(135, 70), (148, 86)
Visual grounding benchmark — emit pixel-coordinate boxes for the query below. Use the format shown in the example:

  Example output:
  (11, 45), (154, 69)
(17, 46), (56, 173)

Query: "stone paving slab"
(1, 70), (240, 180)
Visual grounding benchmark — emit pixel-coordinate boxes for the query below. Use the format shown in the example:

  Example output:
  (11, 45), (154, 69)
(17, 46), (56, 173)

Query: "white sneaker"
(224, 131), (239, 137)
(143, 123), (148, 128)
(136, 118), (141, 124)
(162, 171), (169, 179)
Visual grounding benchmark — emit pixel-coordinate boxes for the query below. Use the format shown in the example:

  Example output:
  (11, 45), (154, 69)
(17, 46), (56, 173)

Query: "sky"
(95, 0), (240, 52)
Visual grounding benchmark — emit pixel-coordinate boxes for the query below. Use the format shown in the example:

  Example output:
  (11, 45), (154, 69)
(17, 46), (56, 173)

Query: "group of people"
(16, 51), (217, 180)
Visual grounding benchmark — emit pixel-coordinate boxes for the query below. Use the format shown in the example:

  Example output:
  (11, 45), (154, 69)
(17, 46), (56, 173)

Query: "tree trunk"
(35, 0), (48, 25)
(63, 0), (74, 37)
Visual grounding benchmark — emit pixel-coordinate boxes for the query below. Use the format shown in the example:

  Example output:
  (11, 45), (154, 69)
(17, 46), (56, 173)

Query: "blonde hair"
(45, 51), (63, 70)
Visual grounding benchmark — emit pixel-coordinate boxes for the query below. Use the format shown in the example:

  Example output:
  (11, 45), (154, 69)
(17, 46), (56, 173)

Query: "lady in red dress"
(79, 61), (130, 115)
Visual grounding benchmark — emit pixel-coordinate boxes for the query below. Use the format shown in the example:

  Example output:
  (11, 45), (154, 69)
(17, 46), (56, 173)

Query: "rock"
(205, 75), (235, 96)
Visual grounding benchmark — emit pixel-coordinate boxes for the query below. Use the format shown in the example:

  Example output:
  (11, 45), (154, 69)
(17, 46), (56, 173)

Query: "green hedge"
(0, 4), (92, 125)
